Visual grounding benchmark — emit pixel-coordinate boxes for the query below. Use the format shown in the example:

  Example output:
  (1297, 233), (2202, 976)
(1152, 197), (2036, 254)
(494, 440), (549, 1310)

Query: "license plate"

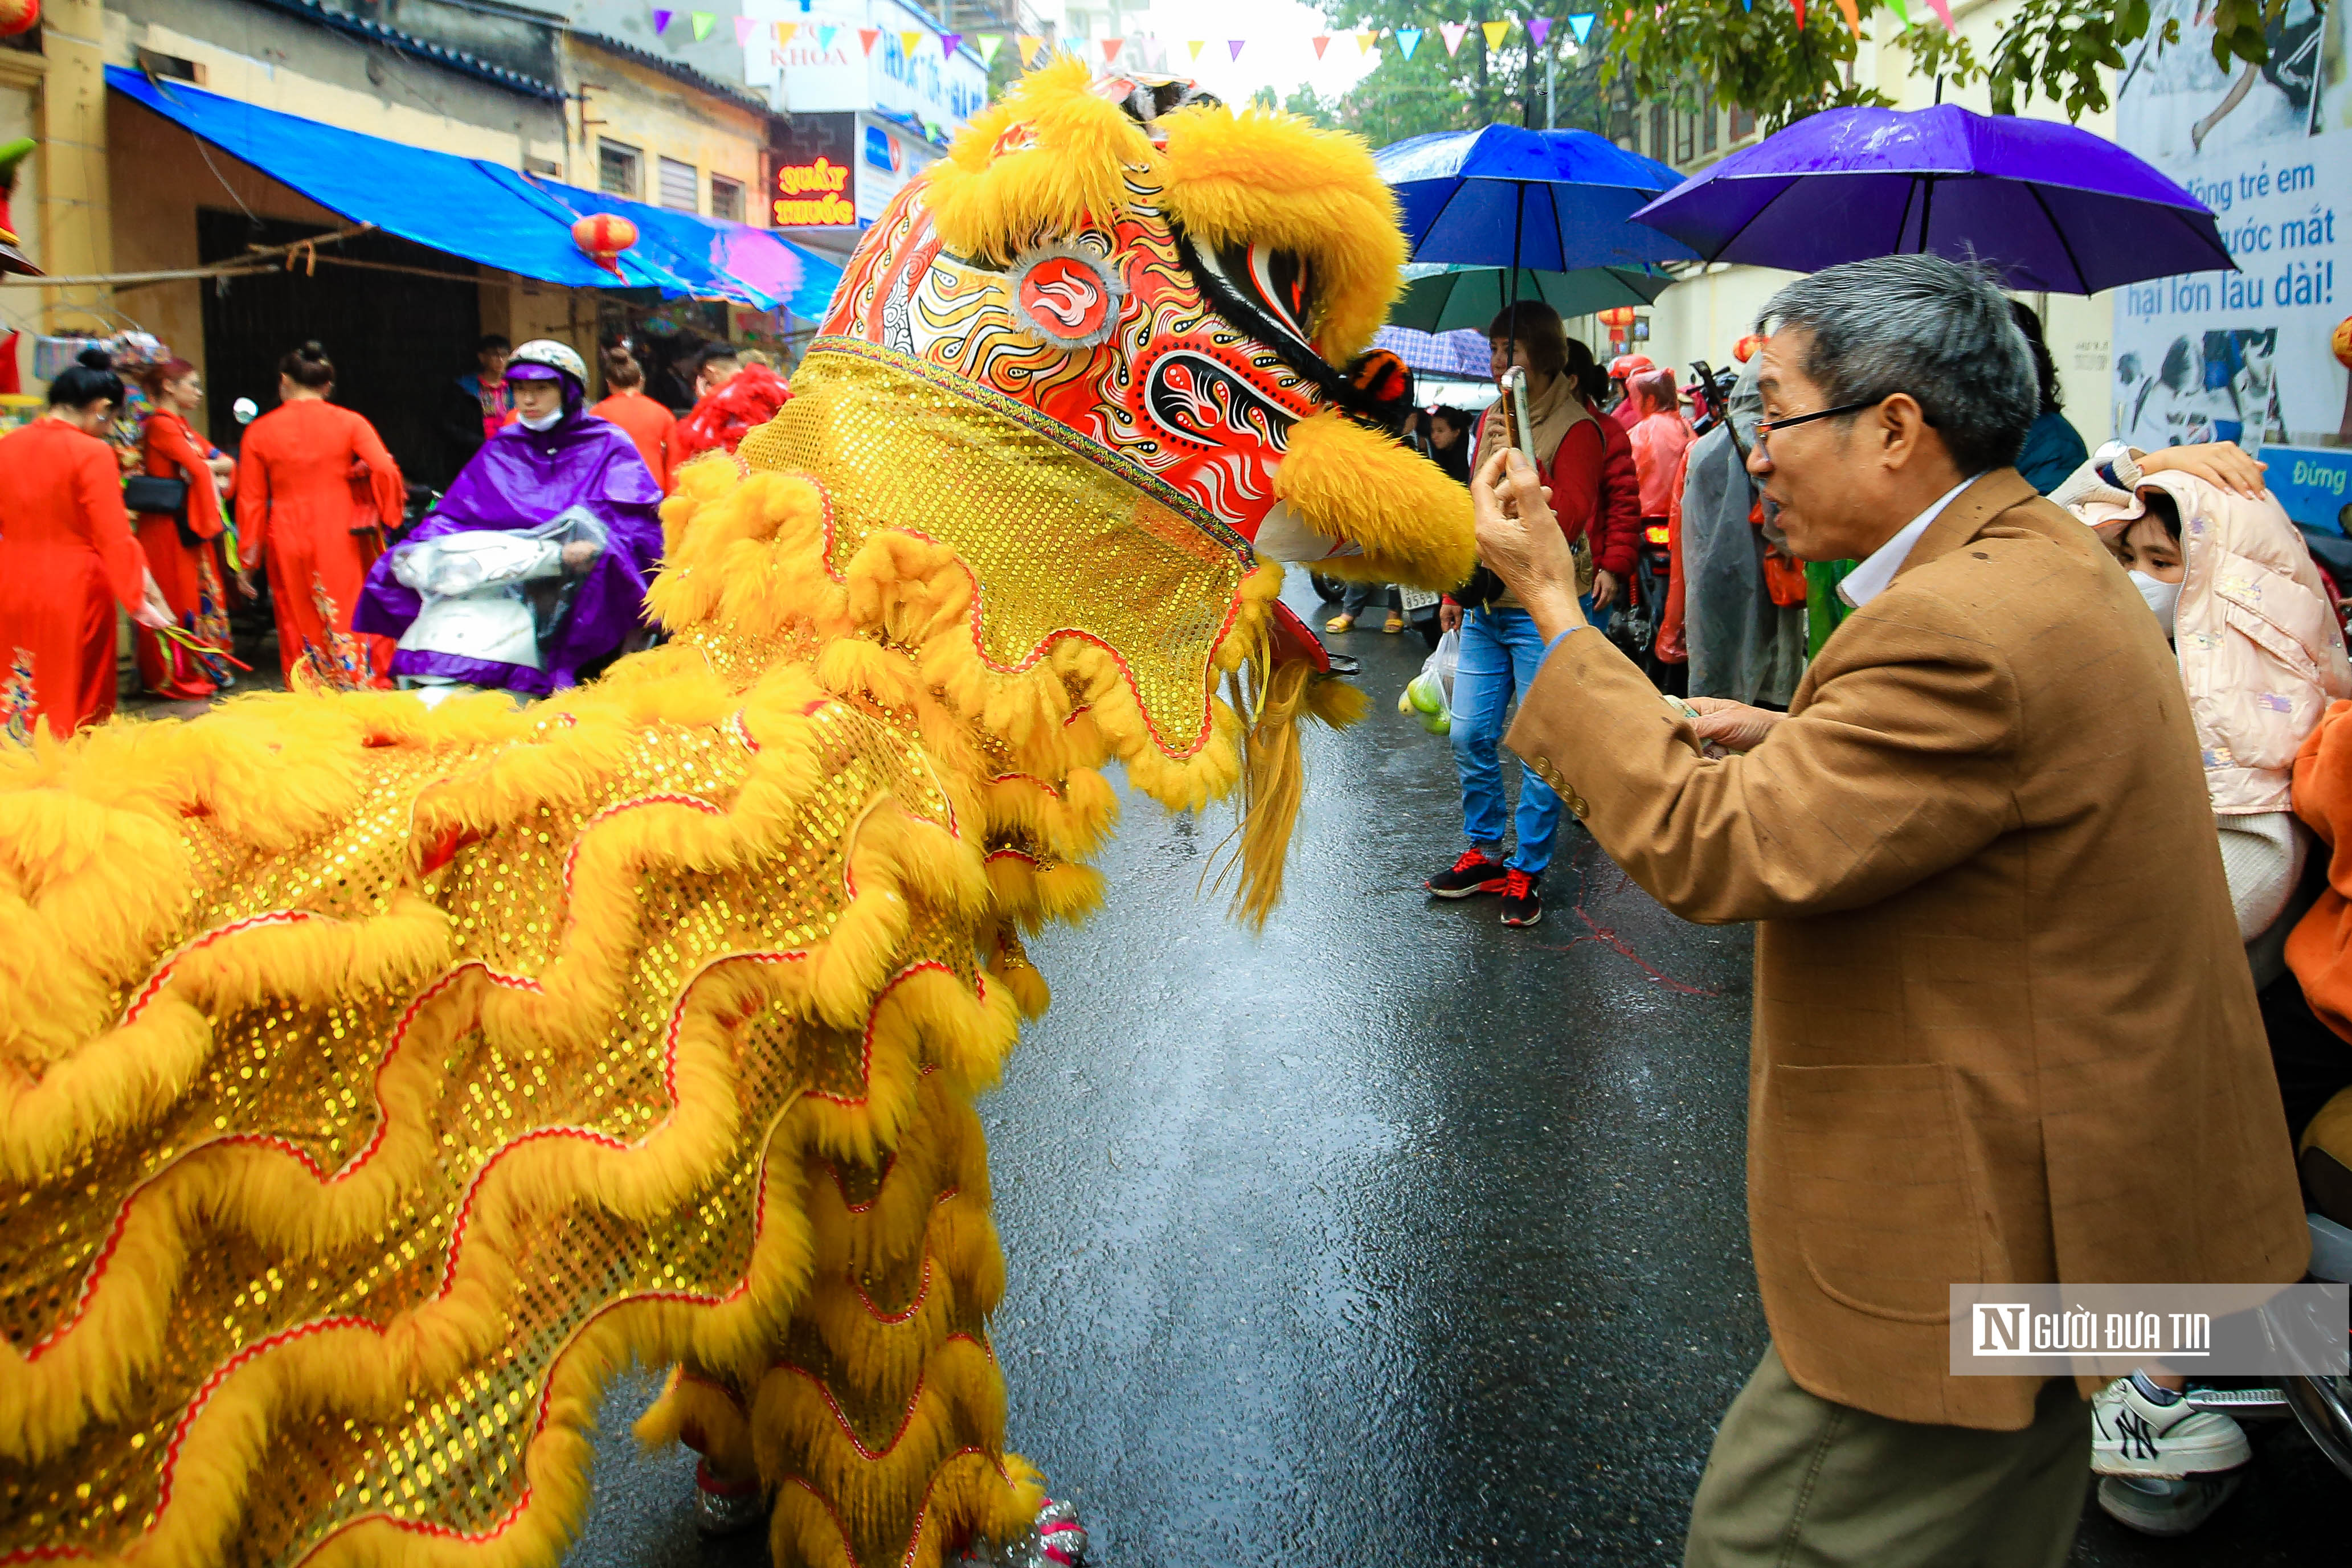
(1398, 585), (1439, 611)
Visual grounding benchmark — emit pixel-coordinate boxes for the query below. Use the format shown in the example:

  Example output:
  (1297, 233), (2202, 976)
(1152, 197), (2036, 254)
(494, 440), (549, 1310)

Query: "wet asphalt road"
(562, 581), (2343, 1566)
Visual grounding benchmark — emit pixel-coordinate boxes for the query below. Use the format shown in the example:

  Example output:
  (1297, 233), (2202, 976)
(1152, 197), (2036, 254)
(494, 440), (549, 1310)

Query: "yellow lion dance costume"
(0, 64), (1470, 1567)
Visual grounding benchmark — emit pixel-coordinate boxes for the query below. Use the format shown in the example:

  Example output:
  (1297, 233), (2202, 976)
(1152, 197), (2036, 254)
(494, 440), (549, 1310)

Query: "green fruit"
(1421, 709), (1450, 736)
(1396, 685), (1416, 715)
(1407, 675), (1443, 715)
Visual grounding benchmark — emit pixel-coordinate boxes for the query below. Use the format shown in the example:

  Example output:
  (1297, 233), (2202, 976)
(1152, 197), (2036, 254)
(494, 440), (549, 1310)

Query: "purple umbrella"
(1630, 104), (2232, 294)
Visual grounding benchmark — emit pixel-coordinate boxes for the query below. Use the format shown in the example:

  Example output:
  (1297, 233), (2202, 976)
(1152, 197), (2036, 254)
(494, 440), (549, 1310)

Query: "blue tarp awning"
(108, 66), (841, 317)
(485, 171), (841, 321)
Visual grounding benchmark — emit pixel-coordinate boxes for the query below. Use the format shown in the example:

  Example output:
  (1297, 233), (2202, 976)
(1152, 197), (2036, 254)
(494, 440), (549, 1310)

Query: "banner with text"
(2113, 0), (2350, 524)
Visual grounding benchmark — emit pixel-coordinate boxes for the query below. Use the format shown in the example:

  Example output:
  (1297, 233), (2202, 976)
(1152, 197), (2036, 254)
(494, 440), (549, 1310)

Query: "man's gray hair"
(1757, 255), (2038, 476)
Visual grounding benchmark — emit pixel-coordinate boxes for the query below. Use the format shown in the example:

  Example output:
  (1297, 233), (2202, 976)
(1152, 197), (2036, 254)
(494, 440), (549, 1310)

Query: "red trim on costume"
(119, 910), (322, 1027)
(851, 1254), (932, 1324)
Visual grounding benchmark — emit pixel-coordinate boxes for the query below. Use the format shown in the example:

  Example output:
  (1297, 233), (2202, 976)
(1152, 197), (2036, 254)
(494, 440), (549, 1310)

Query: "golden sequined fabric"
(0, 59), (1426, 1568)
(742, 343), (1256, 760)
(0, 330), (1274, 1566)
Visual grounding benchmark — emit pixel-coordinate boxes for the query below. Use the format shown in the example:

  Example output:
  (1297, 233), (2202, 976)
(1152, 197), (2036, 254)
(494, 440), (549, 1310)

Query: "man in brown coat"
(1471, 255), (2308, 1565)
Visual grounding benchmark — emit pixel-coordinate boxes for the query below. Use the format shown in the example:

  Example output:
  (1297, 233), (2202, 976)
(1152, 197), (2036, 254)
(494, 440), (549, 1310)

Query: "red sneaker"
(1499, 868), (1544, 927)
(1427, 849), (1508, 898)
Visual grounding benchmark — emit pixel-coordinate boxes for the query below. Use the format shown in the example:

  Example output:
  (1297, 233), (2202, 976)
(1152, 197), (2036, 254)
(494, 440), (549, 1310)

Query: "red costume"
(590, 389), (676, 490)
(667, 363), (790, 470)
(235, 399), (403, 690)
(132, 408), (232, 699)
(0, 419), (150, 740)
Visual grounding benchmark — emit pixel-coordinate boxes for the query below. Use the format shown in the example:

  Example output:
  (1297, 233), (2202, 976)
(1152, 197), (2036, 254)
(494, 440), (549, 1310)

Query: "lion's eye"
(1208, 241), (1316, 351)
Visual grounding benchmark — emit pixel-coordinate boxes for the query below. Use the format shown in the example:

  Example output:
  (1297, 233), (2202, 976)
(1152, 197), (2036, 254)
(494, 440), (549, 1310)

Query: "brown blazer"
(1507, 469), (2309, 1430)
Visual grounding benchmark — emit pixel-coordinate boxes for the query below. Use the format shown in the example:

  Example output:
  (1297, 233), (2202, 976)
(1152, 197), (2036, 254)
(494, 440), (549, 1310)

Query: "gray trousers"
(1684, 1344), (2087, 1568)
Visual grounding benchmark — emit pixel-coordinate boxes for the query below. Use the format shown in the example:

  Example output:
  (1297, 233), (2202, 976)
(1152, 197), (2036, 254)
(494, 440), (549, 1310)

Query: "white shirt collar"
(1836, 476), (1980, 609)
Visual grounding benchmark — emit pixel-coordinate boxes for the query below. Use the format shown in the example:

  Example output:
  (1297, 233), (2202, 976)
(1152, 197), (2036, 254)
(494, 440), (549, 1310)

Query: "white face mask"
(2129, 570), (2181, 639)
(519, 407), (563, 432)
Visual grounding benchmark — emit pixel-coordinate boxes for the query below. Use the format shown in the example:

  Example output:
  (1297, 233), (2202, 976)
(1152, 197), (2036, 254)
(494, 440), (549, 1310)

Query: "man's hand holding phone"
(1470, 445), (1584, 646)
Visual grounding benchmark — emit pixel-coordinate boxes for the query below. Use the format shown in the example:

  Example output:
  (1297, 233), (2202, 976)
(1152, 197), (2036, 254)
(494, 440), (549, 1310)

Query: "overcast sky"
(1119, 0), (1384, 103)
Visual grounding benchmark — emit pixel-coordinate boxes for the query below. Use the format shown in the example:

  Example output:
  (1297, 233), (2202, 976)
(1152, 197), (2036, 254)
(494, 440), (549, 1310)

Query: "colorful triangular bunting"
(979, 33), (1001, 64)
(733, 15), (753, 43)
(1312, 34), (1331, 58)
(1015, 32), (1041, 62)
(857, 26), (881, 55)
(817, 24), (838, 51)
(1884, 0), (1911, 23)
(940, 32), (960, 56)
(897, 29), (921, 55)
(1833, 0), (1859, 35)
(1396, 26), (1424, 59)
(1440, 21), (1470, 54)
(1228, 39), (1246, 60)
(1529, 17), (1554, 44)
(690, 11), (713, 40)
(1187, 39), (1206, 59)
(652, 9), (673, 35)
(1924, 0), (1956, 28)
(1481, 19), (1511, 48)
(1356, 29), (1378, 52)
(1101, 36), (1123, 62)
(1566, 11), (1597, 43)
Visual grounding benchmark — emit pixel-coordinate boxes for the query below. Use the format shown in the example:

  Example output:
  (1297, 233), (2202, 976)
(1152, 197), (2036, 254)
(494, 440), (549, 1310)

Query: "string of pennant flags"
(645, 2), (1955, 62)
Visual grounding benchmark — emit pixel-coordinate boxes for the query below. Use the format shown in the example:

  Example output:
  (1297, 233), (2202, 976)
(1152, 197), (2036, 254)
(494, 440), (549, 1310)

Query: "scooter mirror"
(232, 397), (259, 425)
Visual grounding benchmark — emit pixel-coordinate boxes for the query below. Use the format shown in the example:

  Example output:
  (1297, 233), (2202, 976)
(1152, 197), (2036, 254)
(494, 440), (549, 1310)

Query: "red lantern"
(571, 212), (639, 277)
(1733, 332), (1766, 363)
(0, 0), (38, 39)
(1596, 305), (1639, 328)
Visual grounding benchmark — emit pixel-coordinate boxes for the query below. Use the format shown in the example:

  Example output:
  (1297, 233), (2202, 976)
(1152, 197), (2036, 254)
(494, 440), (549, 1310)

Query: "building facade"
(3, 0), (805, 478)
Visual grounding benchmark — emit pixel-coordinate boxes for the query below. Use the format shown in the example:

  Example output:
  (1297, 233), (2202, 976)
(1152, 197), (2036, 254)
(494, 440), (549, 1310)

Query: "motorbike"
(2125, 1132), (2352, 1536)
(2298, 525), (2352, 645)
(1684, 359), (1738, 440)
(2171, 1221), (2352, 1479)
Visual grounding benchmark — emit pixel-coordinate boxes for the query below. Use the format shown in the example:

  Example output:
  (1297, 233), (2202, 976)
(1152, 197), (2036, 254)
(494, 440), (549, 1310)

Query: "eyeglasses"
(1752, 399), (1879, 449)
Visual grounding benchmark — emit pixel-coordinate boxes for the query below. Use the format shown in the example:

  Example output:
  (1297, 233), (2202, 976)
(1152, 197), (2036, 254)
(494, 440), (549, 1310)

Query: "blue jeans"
(1450, 598), (1607, 875)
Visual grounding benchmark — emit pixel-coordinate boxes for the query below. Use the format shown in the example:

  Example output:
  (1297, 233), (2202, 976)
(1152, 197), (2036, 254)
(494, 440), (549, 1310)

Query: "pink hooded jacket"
(2064, 467), (2352, 816)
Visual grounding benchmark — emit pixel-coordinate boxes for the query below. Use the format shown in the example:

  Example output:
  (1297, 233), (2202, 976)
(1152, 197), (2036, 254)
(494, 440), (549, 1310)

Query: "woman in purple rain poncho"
(355, 339), (662, 699)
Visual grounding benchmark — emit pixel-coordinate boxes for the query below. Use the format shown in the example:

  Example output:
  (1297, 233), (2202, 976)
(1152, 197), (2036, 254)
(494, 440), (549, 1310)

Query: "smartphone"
(1498, 365), (1536, 462)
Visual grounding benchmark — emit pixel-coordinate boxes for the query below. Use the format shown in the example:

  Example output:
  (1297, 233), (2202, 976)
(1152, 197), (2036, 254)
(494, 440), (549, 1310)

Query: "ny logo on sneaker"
(2113, 1408), (2161, 1463)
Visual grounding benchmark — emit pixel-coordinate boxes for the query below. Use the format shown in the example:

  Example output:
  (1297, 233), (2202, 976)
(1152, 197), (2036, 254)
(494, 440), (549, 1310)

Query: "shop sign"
(742, 0), (987, 140)
(773, 156), (855, 226)
(856, 118), (927, 224)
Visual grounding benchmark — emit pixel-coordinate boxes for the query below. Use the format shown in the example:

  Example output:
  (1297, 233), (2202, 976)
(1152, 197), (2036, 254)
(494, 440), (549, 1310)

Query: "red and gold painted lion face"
(817, 63), (1471, 592)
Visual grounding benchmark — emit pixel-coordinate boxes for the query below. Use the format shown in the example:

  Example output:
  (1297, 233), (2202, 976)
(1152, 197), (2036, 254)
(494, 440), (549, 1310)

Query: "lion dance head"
(818, 60), (1473, 589)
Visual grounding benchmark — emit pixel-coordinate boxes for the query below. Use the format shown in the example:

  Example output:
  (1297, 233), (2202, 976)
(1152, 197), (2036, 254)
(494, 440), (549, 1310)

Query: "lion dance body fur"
(0, 64), (1470, 1567)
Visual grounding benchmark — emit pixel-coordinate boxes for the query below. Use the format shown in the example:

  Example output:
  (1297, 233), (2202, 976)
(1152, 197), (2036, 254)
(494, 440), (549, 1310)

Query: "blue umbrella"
(1376, 125), (1699, 273)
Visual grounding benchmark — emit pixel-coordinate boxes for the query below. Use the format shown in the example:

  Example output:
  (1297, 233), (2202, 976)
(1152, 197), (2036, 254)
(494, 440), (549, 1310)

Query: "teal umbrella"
(1389, 263), (1674, 332)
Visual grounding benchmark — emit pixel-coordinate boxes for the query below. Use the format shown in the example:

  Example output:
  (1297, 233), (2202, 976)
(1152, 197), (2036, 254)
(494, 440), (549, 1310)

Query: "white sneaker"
(2096, 1472), (2241, 1536)
(2089, 1378), (2252, 1477)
